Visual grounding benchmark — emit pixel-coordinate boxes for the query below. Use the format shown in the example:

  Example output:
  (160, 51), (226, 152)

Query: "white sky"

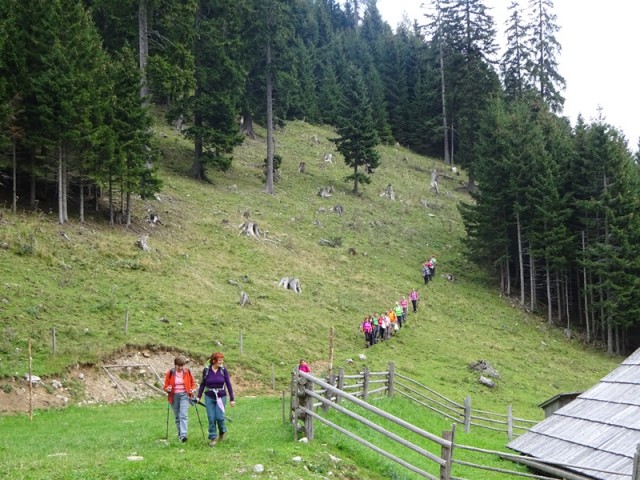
(376, 0), (640, 150)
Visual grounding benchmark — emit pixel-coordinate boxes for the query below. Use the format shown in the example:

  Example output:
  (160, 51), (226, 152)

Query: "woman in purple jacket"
(197, 352), (235, 447)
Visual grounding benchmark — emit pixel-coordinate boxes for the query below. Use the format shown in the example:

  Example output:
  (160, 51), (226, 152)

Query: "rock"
(142, 352), (151, 358)
(358, 354), (366, 361)
(51, 380), (63, 389)
(479, 376), (496, 388)
(329, 454), (341, 463)
(78, 373), (85, 380)
(253, 464), (264, 473)
(346, 358), (354, 364)
(127, 455), (144, 461)
(24, 374), (41, 384)
(292, 456), (303, 463)
(298, 437), (308, 443)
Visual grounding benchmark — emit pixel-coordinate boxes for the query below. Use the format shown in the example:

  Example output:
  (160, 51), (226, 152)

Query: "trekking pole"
(193, 400), (205, 440)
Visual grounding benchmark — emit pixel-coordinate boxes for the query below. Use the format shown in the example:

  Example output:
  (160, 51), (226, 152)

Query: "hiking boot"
(180, 436), (187, 443)
(216, 433), (225, 444)
(209, 439), (216, 447)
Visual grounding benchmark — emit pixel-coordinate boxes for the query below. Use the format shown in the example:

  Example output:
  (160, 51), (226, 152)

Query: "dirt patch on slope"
(0, 348), (263, 414)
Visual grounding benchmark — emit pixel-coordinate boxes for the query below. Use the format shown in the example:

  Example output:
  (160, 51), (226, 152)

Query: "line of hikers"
(360, 288), (420, 348)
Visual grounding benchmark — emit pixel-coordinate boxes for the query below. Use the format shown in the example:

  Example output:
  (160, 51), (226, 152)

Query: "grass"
(0, 114), (623, 477)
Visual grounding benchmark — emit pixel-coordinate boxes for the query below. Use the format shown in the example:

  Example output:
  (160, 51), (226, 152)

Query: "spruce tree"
(332, 65), (380, 195)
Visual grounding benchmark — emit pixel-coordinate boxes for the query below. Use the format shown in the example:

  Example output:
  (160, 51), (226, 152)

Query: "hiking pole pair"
(165, 398), (171, 440)
(191, 398), (205, 440)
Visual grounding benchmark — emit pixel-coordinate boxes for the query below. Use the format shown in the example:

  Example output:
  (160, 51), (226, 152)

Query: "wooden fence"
(312, 362), (536, 440)
(291, 369), (456, 480)
(291, 365), (639, 479)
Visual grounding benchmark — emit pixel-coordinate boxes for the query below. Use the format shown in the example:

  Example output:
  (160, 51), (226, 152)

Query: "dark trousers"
(411, 300), (417, 312)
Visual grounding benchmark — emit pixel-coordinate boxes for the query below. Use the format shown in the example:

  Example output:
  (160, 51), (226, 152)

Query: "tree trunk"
(79, 176), (85, 223)
(12, 139), (16, 213)
(126, 191), (132, 227)
(29, 152), (36, 209)
(555, 271), (561, 325)
(516, 212), (524, 306)
(264, 40), (274, 194)
(439, 36), (450, 165)
(240, 111), (256, 139)
(109, 174), (114, 225)
(353, 164), (359, 195)
(582, 231), (590, 341)
(62, 149), (68, 223)
(58, 143), (64, 224)
(138, 0), (149, 101)
(546, 258), (552, 323)
(529, 241), (535, 312)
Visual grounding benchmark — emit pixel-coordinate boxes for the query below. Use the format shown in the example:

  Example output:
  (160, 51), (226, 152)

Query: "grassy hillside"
(1, 116), (620, 416)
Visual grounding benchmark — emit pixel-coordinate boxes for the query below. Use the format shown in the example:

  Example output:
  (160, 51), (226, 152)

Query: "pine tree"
(500, 1), (533, 102)
(525, 0), (565, 112)
(332, 65), (380, 195)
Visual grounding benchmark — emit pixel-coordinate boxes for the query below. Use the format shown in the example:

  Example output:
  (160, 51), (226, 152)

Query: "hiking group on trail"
(163, 351), (235, 447)
(359, 256), (438, 349)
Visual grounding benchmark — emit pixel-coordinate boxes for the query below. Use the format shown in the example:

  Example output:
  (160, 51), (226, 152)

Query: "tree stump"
(298, 162), (306, 173)
(135, 235), (150, 252)
(239, 291), (251, 306)
(278, 277), (302, 293)
(240, 222), (261, 237)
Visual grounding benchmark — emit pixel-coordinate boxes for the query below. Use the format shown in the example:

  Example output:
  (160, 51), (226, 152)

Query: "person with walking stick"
(163, 356), (197, 443)
(197, 352), (235, 447)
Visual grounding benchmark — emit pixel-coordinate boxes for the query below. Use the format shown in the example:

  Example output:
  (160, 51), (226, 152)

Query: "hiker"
(430, 255), (437, 277)
(400, 296), (408, 319)
(197, 352), (235, 447)
(361, 316), (373, 347)
(422, 262), (430, 284)
(298, 359), (311, 373)
(394, 301), (404, 328)
(409, 288), (419, 313)
(163, 355), (197, 443)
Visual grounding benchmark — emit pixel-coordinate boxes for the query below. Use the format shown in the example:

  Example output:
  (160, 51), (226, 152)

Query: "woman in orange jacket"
(163, 356), (197, 442)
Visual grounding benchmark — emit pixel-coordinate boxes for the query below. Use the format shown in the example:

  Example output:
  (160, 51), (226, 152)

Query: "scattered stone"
(253, 464), (264, 473)
(292, 456), (303, 463)
(142, 352), (151, 358)
(329, 454), (341, 463)
(346, 358), (353, 364)
(298, 437), (308, 444)
(479, 376), (496, 388)
(24, 374), (41, 385)
(51, 380), (63, 389)
(127, 455), (144, 461)
(358, 354), (366, 361)
(78, 373), (85, 380)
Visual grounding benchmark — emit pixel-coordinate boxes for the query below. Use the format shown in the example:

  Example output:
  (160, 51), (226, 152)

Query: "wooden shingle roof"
(507, 348), (640, 480)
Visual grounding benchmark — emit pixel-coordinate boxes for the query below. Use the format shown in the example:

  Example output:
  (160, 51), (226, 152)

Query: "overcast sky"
(376, 0), (640, 151)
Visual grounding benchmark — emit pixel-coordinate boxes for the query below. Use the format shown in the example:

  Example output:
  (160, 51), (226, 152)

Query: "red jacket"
(163, 368), (197, 404)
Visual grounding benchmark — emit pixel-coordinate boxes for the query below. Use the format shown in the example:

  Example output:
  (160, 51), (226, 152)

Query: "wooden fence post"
(464, 396), (471, 433)
(51, 327), (56, 355)
(633, 444), (640, 480)
(322, 373), (334, 413)
(507, 404), (513, 440)
(362, 365), (370, 401)
(304, 379), (314, 440)
(387, 362), (395, 397)
(124, 309), (129, 335)
(440, 424), (456, 480)
(282, 390), (286, 425)
(328, 327), (334, 378)
(290, 370), (299, 439)
(28, 338), (33, 421)
(336, 367), (344, 404)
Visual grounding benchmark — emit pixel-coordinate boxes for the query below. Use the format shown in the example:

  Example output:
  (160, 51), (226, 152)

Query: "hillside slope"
(0, 118), (620, 420)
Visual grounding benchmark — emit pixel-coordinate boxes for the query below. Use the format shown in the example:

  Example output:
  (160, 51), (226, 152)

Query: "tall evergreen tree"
(500, 1), (533, 102)
(525, 0), (565, 112)
(332, 65), (380, 195)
